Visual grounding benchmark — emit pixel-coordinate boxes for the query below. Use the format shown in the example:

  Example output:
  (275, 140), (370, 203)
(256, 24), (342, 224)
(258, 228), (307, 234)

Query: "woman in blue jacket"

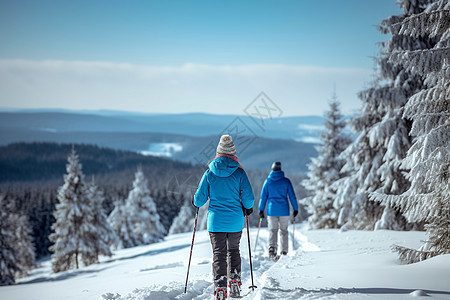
(258, 161), (298, 259)
(194, 134), (254, 299)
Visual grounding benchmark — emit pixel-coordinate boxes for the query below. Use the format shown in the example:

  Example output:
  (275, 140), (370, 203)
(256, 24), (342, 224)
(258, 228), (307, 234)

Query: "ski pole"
(291, 217), (295, 251)
(253, 218), (262, 252)
(184, 206), (199, 293)
(246, 215), (257, 291)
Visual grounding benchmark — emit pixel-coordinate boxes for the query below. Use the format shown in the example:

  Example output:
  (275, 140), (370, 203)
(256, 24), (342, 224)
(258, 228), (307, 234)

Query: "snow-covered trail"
(1, 225), (450, 300)
(117, 224), (305, 300)
(118, 226), (450, 300)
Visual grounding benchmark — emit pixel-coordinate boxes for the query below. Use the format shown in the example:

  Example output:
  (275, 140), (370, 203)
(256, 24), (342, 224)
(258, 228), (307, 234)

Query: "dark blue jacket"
(194, 156), (254, 232)
(258, 171), (298, 216)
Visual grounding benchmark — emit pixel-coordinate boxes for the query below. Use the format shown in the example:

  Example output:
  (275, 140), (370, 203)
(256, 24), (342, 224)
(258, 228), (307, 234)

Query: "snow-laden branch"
(389, 48), (450, 75)
(392, 9), (450, 38)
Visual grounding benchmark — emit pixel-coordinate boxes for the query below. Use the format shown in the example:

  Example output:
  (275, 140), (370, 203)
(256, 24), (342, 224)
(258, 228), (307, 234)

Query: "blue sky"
(0, 0), (402, 116)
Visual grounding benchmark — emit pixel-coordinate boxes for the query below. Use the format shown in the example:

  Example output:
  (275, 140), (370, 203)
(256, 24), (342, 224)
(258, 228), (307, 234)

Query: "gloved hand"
(293, 210), (298, 218)
(243, 207), (253, 216)
(191, 198), (197, 208)
(259, 211), (264, 218)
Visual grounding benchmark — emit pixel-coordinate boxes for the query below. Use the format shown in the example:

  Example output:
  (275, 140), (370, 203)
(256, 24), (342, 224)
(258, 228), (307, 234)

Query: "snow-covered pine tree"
(0, 195), (35, 285)
(0, 195), (19, 285)
(107, 198), (139, 249)
(126, 168), (166, 244)
(153, 190), (182, 232)
(49, 148), (99, 272)
(334, 0), (431, 230)
(11, 214), (35, 277)
(371, 0), (450, 263)
(303, 94), (352, 229)
(370, 0), (436, 231)
(86, 177), (117, 261)
(197, 200), (209, 230)
(332, 87), (386, 230)
(169, 194), (196, 235)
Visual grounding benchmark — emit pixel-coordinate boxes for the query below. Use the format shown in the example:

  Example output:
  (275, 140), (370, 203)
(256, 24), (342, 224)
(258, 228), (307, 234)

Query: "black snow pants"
(209, 231), (242, 288)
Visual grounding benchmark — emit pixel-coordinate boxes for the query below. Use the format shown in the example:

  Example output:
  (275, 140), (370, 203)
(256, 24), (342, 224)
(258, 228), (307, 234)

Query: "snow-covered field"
(140, 143), (183, 157)
(1, 224), (449, 300)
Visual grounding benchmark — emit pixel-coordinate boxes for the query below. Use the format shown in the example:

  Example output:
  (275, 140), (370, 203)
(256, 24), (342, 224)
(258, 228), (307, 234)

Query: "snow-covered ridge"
(297, 136), (321, 144)
(34, 127), (58, 133)
(297, 124), (324, 131)
(140, 143), (183, 157)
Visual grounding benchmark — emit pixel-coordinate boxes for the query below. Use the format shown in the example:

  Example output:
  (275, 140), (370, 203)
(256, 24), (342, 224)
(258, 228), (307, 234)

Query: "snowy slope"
(1, 225), (449, 300)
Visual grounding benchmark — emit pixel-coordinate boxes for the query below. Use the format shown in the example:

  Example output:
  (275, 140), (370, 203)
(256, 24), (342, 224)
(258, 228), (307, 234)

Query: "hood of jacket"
(208, 156), (240, 177)
(267, 170), (285, 181)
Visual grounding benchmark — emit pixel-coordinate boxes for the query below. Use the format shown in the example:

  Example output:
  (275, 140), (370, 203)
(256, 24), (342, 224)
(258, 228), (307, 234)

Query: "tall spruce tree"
(0, 195), (35, 285)
(49, 148), (99, 272)
(303, 95), (352, 229)
(107, 198), (139, 249)
(127, 168), (166, 244)
(169, 194), (196, 235)
(370, 0), (436, 231)
(372, 0), (450, 263)
(334, 0), (431, 230)
(197, 201), (209, 231)
(11, 214), (35, 276)
(86, 178), (117, 261)
(0, 195), (20, 285)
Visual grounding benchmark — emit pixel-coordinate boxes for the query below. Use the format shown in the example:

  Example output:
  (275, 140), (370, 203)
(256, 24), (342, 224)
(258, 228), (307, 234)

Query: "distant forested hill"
(0, 142), (191, 183)
(0, 142), (309, 259)
(0, 111), (324, 141)
(0, 111), (321, 174)
(0, 142), (196, 258)
(0, 130), (317, 174)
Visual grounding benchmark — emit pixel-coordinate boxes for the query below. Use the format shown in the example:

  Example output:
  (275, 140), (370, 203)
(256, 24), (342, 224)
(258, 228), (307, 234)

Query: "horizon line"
(0, 107), (327, 118)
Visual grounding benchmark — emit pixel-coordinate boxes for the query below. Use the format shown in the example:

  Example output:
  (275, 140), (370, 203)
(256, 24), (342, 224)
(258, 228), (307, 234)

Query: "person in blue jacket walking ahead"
(258, 161), (298, 259)
(194, 134), (255, 299)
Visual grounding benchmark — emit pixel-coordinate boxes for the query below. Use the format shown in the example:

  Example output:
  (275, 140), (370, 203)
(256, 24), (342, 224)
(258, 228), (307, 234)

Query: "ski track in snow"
(117, 227), (325, 300)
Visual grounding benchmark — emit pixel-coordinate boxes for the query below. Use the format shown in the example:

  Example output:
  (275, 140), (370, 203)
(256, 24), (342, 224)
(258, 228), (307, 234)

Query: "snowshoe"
(269, 247), (277, 260)
(272, 251), (287, 261)
(214, 287), (227, 300)
(228, 279), (241, 298)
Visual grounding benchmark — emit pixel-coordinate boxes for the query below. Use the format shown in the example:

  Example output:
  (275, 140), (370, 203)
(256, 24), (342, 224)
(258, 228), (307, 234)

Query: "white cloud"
(0, 59), (371, 116)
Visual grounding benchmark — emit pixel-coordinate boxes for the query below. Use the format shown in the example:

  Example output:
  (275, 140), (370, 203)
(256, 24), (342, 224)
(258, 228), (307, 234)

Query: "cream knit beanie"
(216, 134), (236, 156)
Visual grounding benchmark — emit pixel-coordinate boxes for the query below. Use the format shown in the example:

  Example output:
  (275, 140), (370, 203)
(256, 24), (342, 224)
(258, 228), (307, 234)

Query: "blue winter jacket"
(194, 156), (255, 233)
(258, 171), (298, 217)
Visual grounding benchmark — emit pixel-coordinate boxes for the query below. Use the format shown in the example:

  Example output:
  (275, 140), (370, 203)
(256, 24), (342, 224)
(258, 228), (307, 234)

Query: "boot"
(269, 246), (277, 259)
(214, 287), (227, 300)
(228, 274), (241, 298)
